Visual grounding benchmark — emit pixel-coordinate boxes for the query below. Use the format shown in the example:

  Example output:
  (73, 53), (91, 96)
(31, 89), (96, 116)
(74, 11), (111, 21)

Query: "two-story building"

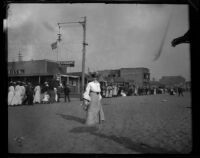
(97, 67), (150, 87)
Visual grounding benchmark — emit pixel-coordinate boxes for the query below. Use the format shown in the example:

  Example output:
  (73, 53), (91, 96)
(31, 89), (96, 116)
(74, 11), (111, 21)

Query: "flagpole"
(57, 25), (61, 63)
(57, 41), (59, 62)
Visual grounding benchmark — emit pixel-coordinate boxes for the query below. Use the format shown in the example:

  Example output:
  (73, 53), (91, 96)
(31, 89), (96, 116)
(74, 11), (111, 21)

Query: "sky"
(6, 3), (190, 81)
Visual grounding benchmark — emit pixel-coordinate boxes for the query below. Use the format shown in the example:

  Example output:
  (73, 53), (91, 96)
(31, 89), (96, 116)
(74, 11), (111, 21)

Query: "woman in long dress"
(8, 82), (15, 106)
(33, 83), (41, 104)
(83, 73), (105, 126)
(20, 82), (26, 104)
(12, 82), (22, 106)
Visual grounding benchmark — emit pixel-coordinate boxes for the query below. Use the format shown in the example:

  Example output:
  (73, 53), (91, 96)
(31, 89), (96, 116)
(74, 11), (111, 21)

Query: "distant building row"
(8, 59), (190, 94)
(97, 68), (150, 87)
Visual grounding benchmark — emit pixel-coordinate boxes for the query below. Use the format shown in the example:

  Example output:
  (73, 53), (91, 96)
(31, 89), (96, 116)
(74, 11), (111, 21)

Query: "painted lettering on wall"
(8, 69), (25, 75)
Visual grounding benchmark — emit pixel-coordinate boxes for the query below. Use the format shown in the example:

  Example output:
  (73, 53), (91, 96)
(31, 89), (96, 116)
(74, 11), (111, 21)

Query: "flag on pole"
(51, 41), (57, 50)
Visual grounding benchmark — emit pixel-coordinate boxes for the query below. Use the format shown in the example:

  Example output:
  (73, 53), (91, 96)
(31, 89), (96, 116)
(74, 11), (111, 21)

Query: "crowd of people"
(8, 74), (187, 129)
(100, 84), (185, 98)
(8, 79), (71, 106)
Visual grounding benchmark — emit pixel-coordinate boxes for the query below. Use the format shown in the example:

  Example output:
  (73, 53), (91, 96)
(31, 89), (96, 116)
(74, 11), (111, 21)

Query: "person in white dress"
(105, 86), (109, 98)
(33, 83), (41, 104)
(20, 82), (26, 104)
(8, 82), (15, 106)
(121, 90), (127, 97)
(12, 81), (22, 106)
(54, 87), (58, 102)
(134, 85), (138, 96)
(83, 72), (105, 126)
(42, 91), (50, 104)
(113, 85), (118, 97)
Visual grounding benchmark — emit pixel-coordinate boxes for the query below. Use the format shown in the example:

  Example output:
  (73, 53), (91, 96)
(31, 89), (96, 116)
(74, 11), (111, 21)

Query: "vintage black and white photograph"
(7, 2), (193, 154)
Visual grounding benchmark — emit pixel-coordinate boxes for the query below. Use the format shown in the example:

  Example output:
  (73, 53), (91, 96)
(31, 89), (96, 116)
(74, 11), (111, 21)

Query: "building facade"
(8, 60), (80, 93)
(97, 67), (150, 87)
(120, 68), (150, 87)
(159, 76), (186, 88)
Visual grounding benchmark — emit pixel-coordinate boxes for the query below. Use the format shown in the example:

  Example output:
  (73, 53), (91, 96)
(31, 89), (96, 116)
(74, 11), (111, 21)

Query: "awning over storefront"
(60, 74), (80, 78)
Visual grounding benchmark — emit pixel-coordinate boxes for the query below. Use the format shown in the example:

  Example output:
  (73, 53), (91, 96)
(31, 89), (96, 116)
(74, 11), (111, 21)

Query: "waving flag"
(51, 41), (57, 50)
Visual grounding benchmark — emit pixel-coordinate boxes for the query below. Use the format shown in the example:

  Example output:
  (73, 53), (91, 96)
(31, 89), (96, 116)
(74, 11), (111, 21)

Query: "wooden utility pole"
(57, 17), (88, 100)
(81, 16), (87, 100)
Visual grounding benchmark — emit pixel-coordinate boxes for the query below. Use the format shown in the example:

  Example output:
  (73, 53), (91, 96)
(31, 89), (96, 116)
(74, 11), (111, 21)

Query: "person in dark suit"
(63, 82), (71, 102)
(24, 82), (34, 105)
(178, 87), (184, 97)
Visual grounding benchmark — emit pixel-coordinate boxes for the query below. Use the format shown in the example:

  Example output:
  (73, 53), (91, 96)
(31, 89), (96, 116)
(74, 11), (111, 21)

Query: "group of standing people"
(100, 84), (157, 98)
(8, 81), (35, 106)
(100, 84), (137, 98)
(101, 84), (118, 98)
(169, 87), (184, 96)
(100, 84), (185, 98)
(8, 79), (71, 106)
(8, 74), (105, 127)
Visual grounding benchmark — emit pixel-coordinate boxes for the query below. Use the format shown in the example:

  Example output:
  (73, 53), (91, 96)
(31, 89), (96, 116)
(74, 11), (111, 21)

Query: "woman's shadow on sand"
(56, 114), (181, 153)
(69, 126), (181, 154)
(56, 113), (85, 124)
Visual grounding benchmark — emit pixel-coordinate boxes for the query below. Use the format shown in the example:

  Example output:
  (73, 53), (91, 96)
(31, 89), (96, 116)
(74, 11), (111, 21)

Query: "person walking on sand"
(83, 72), (105, 126)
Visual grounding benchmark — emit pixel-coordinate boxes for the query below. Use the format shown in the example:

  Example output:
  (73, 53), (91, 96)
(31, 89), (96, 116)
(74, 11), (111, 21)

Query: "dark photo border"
(3, 0), (199, 157)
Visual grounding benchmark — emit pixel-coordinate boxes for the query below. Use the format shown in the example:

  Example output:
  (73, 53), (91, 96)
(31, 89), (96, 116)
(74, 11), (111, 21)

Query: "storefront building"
(8, 59), (80, 94)
(120, 68), (150, 87)
(97, 67), (150, 87)
(159, 76), (186, 88)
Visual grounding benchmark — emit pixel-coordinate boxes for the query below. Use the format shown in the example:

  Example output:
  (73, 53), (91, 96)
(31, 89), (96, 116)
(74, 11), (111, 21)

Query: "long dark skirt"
(49, 90), (55, 103)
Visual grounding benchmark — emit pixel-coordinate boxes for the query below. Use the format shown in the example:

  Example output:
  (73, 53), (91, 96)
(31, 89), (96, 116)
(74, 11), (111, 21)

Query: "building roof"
(8, 59), (67, 76)
(120, 67), (149, 70)
(159, 76), (186, 86)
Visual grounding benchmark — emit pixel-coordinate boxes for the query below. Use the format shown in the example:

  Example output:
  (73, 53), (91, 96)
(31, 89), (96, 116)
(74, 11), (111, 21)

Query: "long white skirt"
(86, 93), (105, 126)
(33, 90), (41, 103)
(12, 91), (21, 105)
(8, 91), (14, 106)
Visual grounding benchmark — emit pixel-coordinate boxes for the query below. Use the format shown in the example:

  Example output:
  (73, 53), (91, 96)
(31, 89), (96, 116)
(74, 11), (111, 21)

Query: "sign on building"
(8, 69), (25, 75)
(59, 61), (75, 67)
